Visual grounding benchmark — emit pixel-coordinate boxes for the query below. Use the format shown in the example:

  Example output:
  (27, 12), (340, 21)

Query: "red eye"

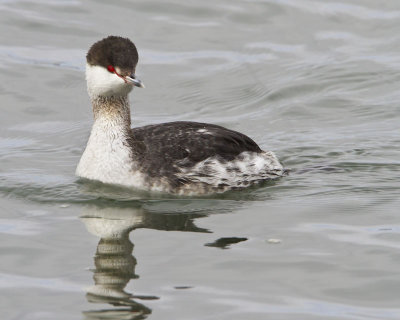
(107, 65), (115, 73)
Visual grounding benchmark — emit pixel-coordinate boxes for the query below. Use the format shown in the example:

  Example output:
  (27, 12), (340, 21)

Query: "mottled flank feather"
(131, 121), (285, 195)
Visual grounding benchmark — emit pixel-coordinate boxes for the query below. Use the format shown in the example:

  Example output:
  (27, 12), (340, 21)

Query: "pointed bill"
(126, 75), (145, 88)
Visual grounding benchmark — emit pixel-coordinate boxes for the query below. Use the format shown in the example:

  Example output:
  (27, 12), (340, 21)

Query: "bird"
(76, 36), (285, 195)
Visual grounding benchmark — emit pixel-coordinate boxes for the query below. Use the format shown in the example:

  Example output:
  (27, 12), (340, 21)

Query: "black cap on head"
(86, 36), (139, 71)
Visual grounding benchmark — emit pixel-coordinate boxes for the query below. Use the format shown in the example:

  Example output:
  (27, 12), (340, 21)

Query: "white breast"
(76, 118), (145, 188)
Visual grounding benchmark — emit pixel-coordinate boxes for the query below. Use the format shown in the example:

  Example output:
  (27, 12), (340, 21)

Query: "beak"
(126, 74), (145, 88)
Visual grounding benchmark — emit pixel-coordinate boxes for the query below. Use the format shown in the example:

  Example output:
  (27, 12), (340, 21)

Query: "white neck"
(91, 95), (131, 127)
(76, 95), (137, 185)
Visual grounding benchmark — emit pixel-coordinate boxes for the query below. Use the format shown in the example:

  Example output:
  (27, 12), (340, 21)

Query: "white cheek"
(86, 63), (133, 98)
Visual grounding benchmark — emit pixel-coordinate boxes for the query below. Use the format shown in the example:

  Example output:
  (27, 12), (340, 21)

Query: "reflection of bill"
(80, 204), (209, 319)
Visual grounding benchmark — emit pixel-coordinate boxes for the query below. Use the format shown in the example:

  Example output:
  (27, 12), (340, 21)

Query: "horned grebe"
(76, 36), (285, 195)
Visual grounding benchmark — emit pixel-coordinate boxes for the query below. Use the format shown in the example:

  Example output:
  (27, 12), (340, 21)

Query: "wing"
(131, 121), (262, 177)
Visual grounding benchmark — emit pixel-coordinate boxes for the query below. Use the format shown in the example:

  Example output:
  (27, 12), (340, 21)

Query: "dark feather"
(131, 121), (262, 179)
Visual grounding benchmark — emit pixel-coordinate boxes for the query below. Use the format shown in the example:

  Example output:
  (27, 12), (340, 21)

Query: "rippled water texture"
(1, 0), (400, 319)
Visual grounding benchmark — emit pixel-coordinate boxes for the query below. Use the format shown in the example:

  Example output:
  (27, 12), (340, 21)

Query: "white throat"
(86, 63), (133, 99)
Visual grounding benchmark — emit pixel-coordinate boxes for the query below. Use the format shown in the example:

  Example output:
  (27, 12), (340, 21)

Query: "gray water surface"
(1, 0), (400, 319)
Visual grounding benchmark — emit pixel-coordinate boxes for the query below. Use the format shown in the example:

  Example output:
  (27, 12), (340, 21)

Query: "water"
(1, 0), (400, 319)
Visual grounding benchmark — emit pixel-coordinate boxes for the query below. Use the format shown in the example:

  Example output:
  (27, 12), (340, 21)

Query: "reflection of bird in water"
(81, 206), (152, 319)
(80, 204), (209, 320)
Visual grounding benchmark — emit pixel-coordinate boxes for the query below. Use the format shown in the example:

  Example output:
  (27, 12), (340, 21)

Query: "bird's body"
(76, 36), (285, 195)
